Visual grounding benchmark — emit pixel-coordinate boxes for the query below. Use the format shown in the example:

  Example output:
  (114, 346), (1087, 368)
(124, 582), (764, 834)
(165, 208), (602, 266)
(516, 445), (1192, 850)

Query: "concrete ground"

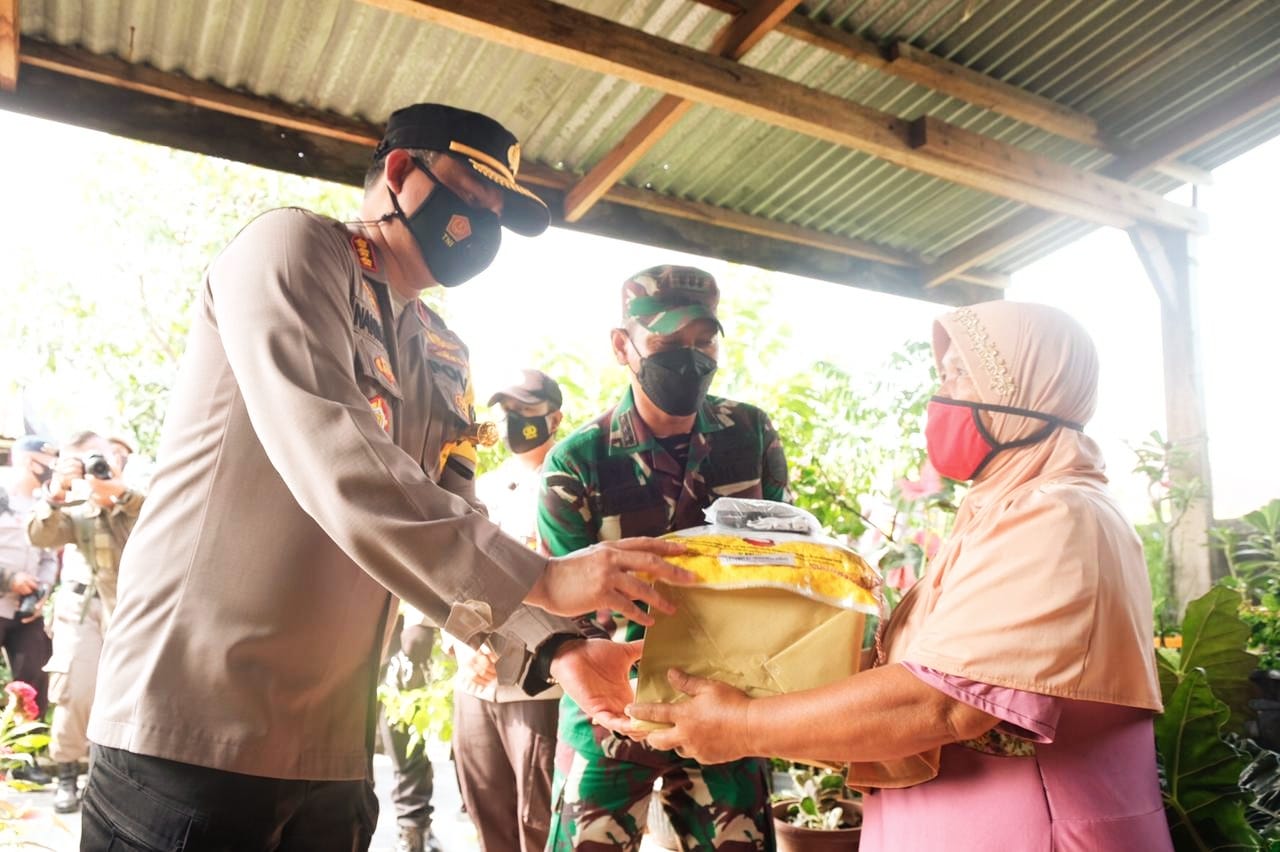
(0, 743), (669, 851)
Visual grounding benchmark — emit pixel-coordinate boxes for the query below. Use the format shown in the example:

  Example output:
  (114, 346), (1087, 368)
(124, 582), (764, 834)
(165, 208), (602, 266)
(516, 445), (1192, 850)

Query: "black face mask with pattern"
(505, 412), (551, 454)
(387, 158), (501, 288)
(629, 339), (718, 417)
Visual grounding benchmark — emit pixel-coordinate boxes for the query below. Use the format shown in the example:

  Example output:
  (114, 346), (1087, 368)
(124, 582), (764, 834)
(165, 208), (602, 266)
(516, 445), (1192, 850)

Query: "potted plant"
(771, 765), (861, 851)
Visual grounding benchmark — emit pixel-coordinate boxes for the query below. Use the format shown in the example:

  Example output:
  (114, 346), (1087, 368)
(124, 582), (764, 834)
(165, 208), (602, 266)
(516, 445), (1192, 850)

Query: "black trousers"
(0, 614), (52, 717)
(80, 745), (378, 852)
(377, 710), (433, 829)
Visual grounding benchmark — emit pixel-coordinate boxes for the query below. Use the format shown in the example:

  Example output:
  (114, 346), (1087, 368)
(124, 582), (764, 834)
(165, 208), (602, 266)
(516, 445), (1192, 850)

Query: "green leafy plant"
(377, 643), (458, 757)
(1237, 736), (1280, 846)
(776, 765), (858, 831)
(1131, 431), (1207, 632)
(1214, 500), (1280, 672)
(1155, 584), (1262, 850)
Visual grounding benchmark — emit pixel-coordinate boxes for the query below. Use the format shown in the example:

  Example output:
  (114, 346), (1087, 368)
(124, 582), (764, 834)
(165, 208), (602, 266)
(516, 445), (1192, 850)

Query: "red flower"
(5, 682), (39, 722)
(884, 565), (918, 593)
(898, 462), (943, 502)
(912, 529), (942, 560)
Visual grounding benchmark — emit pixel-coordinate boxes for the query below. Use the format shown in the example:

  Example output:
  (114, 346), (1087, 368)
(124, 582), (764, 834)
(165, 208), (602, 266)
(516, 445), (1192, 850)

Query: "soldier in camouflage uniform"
(538, 266), (790, 851)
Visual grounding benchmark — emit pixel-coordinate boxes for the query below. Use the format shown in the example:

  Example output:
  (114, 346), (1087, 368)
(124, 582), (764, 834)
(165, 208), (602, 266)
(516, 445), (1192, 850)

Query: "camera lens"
(85, 454), (113, 479)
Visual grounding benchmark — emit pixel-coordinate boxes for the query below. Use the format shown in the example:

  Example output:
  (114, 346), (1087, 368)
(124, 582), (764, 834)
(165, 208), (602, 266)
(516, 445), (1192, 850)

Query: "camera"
(15, 583), (51, 619)
(83, 454), (113, 480)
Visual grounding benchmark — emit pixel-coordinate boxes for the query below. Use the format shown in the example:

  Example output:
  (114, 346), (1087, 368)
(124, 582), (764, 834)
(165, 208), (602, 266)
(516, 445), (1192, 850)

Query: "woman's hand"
(628, 669), (753, 765)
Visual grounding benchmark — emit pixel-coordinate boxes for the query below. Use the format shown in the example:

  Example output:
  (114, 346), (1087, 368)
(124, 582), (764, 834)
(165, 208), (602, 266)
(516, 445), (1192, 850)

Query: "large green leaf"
(1171, 586), (1259, 734)
(1156, 670), (1261, 851)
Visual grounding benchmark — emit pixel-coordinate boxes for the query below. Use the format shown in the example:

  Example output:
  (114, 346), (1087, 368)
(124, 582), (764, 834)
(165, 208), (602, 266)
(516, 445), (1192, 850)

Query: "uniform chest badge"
(374, 354), (398, 388)
(370, 395), (392, 434)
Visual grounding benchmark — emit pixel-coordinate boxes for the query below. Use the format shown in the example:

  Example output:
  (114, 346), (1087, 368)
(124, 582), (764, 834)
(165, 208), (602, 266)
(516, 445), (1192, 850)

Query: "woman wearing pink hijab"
(629, 302), (1173, 850)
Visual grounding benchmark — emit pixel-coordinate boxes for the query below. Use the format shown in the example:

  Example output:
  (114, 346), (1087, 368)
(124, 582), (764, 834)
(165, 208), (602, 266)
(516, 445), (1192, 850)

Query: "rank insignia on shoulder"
(370, 395), (392, 434)
(351, 235), (378, 272)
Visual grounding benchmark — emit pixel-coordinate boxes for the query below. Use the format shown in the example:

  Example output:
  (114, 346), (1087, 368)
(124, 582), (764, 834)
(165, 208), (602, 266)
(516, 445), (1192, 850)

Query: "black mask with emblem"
(629, 338), (718, 417)
(506, 412), (551, 454)
(388, 158), (501, 288)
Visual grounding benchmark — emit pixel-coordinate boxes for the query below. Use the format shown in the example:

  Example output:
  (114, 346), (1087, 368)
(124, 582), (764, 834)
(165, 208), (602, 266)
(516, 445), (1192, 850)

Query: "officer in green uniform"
(539, 266), (790, 851)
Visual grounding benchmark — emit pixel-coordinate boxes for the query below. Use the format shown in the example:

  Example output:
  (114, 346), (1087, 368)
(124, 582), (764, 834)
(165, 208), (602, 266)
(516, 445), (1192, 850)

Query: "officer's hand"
(400, 624), (436, 667)
(19, 597), (45, 625)
(87, 476), (127, 505)
(464, 649), (498, 689)
(47, 458), (83, 504)
(550, 638), (646, 734)
(10, 573), (38, 597)
(526, 538), (694, 626)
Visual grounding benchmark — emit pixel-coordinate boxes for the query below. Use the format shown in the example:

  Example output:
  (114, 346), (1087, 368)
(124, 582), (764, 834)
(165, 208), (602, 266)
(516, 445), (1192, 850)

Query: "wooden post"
(1129, 191), (1215, 611)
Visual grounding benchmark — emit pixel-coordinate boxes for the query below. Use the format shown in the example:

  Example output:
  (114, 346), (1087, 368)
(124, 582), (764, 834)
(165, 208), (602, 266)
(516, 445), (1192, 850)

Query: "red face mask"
(925, 397), (1084, 481)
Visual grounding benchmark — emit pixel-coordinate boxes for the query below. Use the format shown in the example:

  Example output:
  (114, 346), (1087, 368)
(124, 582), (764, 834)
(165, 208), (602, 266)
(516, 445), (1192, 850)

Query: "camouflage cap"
(621, 265), (723, 335)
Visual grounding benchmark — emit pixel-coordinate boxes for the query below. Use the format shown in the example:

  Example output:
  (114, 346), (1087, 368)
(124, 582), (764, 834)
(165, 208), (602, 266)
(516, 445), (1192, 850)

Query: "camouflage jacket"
(540, 388), (789, 555)
(539, 387), (789, 756)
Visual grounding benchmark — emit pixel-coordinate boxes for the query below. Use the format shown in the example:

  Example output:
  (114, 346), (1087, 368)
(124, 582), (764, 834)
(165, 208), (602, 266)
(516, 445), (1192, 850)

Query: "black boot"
(11, 761), (51, 785)
(54, 763), (80, 814)
(395, 825), (424, 852)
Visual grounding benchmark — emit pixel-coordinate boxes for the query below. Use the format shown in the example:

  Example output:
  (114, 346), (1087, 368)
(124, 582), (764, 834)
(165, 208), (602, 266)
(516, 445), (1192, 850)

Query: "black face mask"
(30, 461), (53, 487)
(631, 342), (717, 417)
(387, 159), (501, 288)
(506, 413), (551, 454)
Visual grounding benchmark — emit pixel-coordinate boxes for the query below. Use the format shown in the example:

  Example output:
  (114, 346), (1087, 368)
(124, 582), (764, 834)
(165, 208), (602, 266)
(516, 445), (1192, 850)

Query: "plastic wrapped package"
(631, 498), (881, 738)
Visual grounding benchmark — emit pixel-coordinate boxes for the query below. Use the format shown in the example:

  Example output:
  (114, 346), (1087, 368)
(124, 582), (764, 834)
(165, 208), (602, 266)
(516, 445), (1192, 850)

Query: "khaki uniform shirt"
(89, 208), (570, 781)
(28, 489), (145, 617)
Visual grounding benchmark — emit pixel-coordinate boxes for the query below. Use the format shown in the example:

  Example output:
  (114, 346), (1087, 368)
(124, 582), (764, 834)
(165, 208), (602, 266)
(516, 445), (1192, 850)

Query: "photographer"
(27, 431), (144, 813)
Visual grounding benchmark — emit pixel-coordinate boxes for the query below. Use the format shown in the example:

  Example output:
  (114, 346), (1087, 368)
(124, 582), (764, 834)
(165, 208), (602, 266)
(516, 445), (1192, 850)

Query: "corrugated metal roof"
(18, 0), (1280, 278)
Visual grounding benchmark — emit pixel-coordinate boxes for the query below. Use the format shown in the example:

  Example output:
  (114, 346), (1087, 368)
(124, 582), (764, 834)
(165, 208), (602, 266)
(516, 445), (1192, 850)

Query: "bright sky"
(0, 108), (1275, 520)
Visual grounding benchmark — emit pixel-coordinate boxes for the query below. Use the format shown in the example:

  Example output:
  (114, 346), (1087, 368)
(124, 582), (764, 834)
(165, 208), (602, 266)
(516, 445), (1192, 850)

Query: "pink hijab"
(846, 302), (1161, 789)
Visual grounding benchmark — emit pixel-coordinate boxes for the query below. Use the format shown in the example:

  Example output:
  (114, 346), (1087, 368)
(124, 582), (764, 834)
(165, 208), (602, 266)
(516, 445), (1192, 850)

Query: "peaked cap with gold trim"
(374, 103), (550, 237)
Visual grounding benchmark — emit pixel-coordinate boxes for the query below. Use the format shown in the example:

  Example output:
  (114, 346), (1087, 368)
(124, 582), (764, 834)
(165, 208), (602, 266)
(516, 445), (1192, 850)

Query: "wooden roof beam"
(690, 0), (1206, 185)
(362, 0), (1201, 233)
(0, 0), (18, 92)
(19, 40), (382, 146)
(562, 0), (802, 223)
(525, 162), (1009, 289)
(923, 66), (1280, 286)
(12, 39), (1006, 293)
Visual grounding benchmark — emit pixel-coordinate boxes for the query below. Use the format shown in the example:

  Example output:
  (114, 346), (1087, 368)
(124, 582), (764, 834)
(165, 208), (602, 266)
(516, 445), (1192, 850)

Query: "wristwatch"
(521, 632), (582, 695)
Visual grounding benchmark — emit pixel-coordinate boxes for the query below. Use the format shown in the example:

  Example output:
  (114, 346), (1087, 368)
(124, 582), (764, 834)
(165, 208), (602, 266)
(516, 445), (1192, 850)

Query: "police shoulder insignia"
(350, 235), (378, 272)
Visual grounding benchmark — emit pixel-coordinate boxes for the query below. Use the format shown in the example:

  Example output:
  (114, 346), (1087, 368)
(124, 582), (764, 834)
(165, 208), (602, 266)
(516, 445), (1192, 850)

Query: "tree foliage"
(2, 139), (358, 454)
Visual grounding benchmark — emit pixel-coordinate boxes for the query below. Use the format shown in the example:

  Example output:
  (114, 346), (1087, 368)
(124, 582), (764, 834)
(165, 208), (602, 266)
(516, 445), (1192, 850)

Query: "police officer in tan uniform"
(82, 104), (691, 852)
